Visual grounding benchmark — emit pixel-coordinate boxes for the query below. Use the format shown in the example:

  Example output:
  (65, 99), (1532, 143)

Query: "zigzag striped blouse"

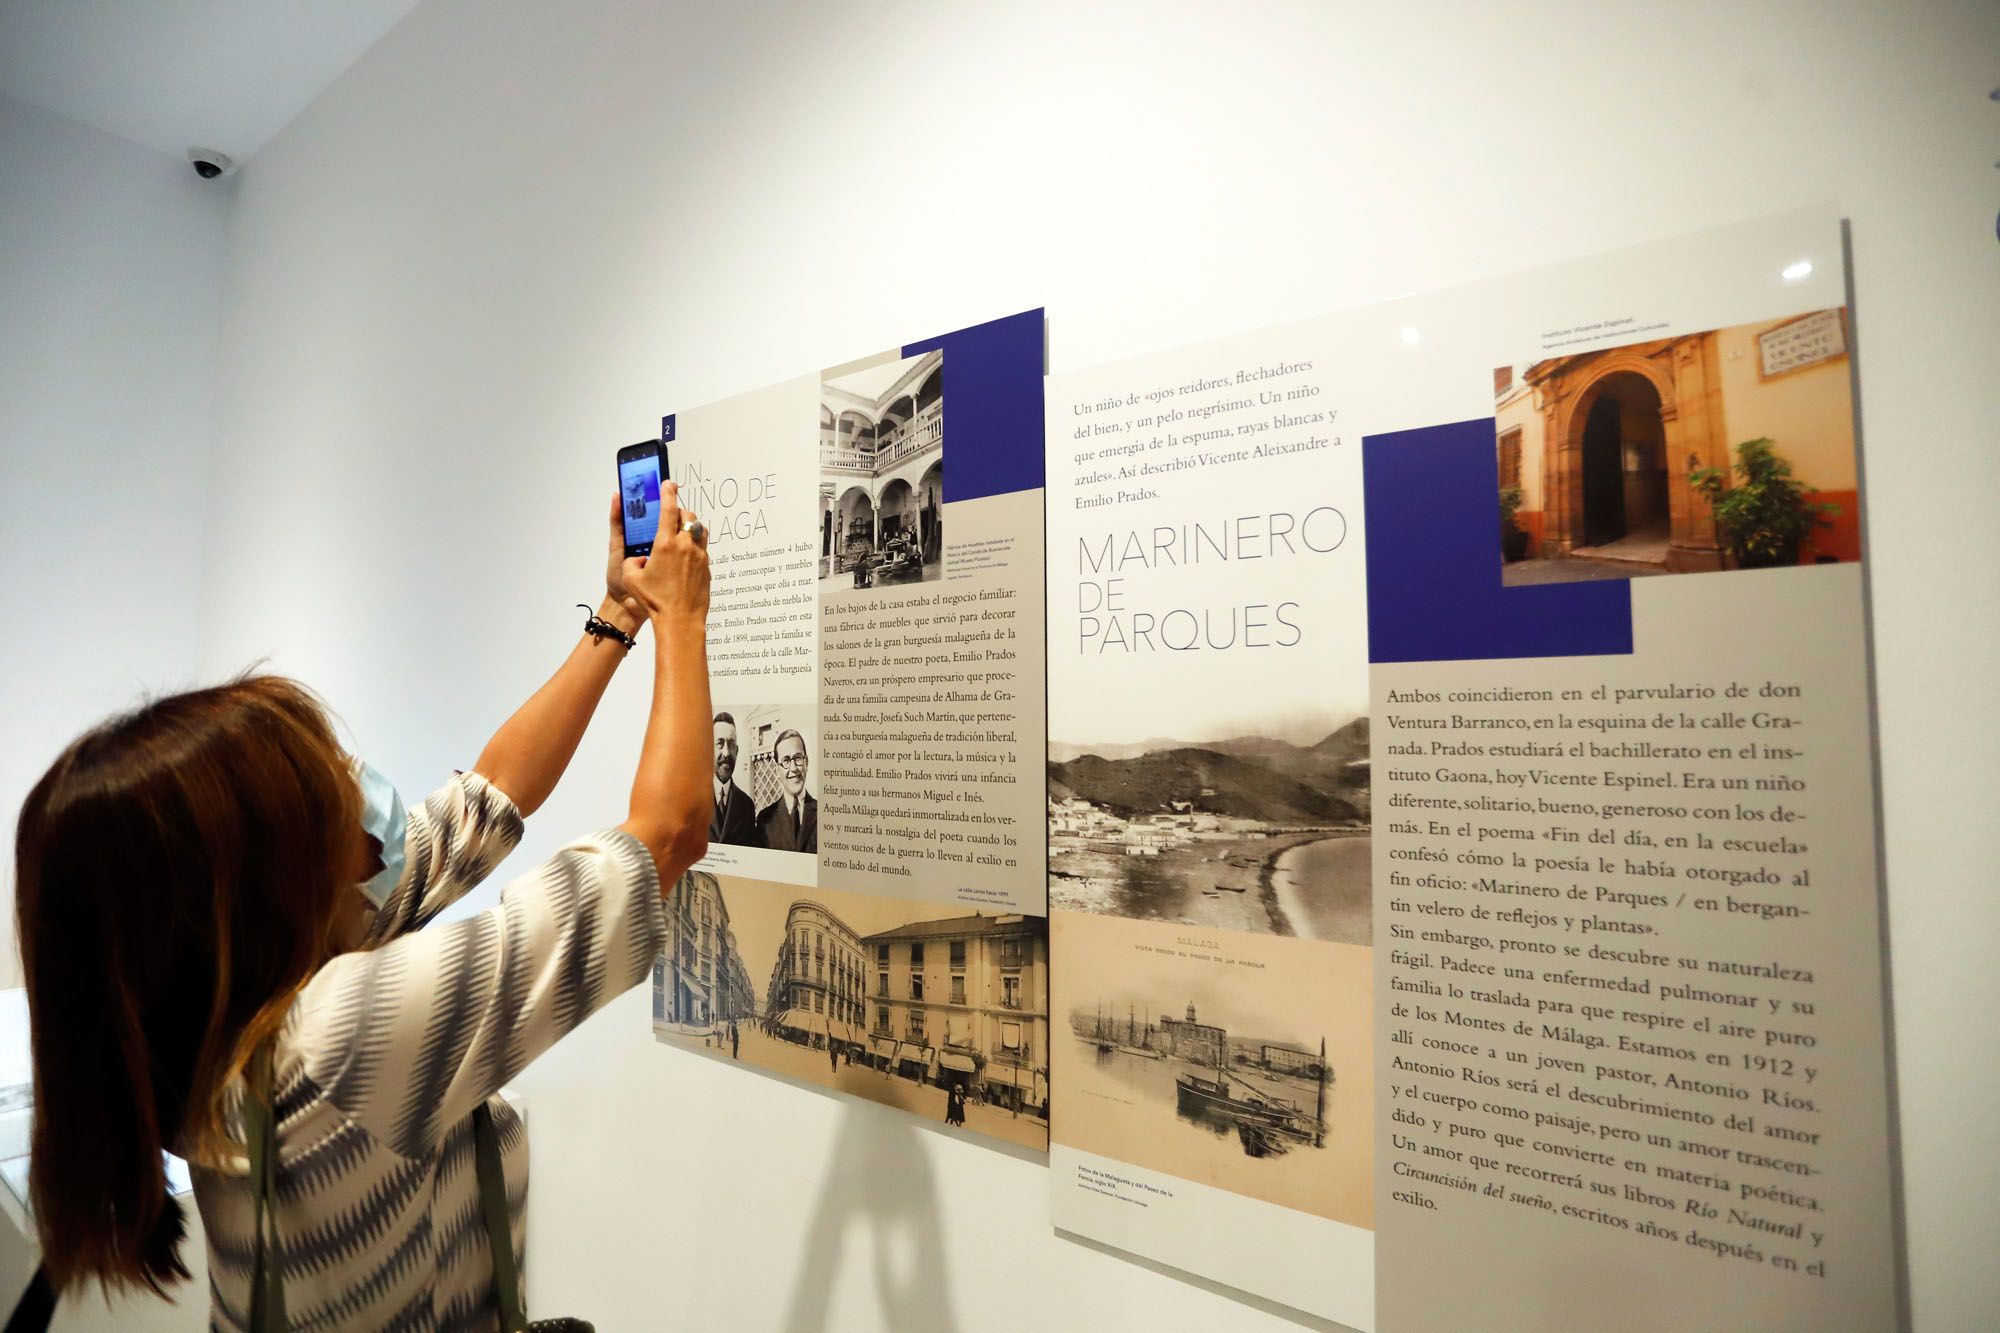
(190, 771), (663, 1330)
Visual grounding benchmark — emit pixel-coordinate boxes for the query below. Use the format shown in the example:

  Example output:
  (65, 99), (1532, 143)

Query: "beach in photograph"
(1048, 718), (1371, 940)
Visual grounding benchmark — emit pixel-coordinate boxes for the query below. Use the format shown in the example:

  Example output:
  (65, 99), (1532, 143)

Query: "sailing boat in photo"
(1175, 1035), (1327, 1157)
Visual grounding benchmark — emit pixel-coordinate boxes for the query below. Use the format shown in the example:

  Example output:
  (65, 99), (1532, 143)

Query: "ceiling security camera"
(187, 148), (235, 180)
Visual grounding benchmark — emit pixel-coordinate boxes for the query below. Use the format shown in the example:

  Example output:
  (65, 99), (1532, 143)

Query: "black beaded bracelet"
(576, 604), (638, 651)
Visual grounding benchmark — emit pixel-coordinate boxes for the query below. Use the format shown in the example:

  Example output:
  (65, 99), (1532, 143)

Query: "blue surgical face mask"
(353, 760), (408, 909)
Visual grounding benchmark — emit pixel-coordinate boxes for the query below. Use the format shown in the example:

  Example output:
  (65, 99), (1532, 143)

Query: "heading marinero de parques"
(1073, 508), (1347, 654)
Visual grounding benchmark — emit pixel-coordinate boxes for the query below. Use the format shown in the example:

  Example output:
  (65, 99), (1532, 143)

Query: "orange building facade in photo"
(1495, 308), (1859, 572)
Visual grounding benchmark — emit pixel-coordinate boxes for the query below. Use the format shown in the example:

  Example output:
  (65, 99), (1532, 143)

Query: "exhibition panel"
(650, 311), (1053, 1148)
(630, 213), (1895, 1326)
(1045, 210), (1895, 1328)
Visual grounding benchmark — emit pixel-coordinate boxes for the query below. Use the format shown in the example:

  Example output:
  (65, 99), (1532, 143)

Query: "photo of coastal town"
(1048, 714), (1370, 940)
(1051, 912), (1373, 1226)
(653, 871), (1048, 1150)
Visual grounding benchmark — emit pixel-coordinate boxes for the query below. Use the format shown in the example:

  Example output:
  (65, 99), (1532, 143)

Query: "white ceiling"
(0, 0), (422, 162)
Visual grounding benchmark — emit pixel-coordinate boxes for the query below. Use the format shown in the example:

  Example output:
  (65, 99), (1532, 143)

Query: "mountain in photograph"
(1049, 743), (1363, 824)
(1049, 737), (1194, 764)
(1210, 718), (1369, 787)
(1052, 719), (1367, 773)
(1049, 719), (1370, 822)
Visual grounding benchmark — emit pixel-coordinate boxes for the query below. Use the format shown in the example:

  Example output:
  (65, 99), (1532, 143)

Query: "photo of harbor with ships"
(1048, 715), (1371, 940)
(1075, 999), (1330, 1160)
(1050, 912), (1373, 1227)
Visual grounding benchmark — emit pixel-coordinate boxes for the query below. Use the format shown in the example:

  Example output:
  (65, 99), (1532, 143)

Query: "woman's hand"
(617, 477), (714, 881)
(604, 493), (644, 631)
(621, 480), (710, 630)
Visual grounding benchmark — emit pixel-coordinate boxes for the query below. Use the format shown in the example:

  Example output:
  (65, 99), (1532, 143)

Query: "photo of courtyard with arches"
(819, 349), (944, 594)
(1493, 308), (1860, 585)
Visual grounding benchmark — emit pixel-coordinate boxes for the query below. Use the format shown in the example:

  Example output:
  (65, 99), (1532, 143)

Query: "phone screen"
(619, 449), (664, 550)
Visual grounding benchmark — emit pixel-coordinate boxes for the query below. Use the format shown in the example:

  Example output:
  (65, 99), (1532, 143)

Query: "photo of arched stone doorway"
(1509, 338), (1714, 581)
(1495, 311), (1860, 587)
(1574, 371), (1669, 557)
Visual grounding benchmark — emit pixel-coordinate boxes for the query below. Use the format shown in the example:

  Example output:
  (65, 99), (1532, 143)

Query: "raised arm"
(290, 482), (712, 1144)
(614, 481), (713, 883)
(292, 485), (713, 1149)
(469, 495), (655, 816)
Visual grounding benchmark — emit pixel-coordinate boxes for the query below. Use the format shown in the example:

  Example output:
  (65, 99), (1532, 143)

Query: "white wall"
(0, 96), (227, 990)
(190, 0), (1999, 1329)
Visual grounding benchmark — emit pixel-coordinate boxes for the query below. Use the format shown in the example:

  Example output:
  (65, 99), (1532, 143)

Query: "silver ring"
(687, 519), (707, 545)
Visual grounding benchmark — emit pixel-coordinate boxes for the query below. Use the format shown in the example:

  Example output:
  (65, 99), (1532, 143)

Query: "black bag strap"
(5, 1041), (304, 1333)
(4, 1043), (292, 1333)
(2, 1265), (54, 1333)
(472, 1102), (527, 1333)
(244, 1042), (528, 1331)
(244, 1040), (287, 1333)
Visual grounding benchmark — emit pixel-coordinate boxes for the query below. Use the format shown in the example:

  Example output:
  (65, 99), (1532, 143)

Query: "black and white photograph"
(653, 872), (1048, 1149)
(1051, 912), (1372, 1225)
(818, 349), (944, 593)
(1048, 711), (1370, 940)
(707, 704), (818, 855)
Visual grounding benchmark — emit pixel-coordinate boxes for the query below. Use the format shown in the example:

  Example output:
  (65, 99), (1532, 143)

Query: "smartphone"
(617, 439), (669, 557)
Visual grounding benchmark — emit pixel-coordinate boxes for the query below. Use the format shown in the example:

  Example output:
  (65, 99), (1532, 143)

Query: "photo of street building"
(1048, 714), (1370, 940)
(653, 869), (758, 1033)
(1052, 912), (1372, 1227)
(653, 872), (1048, 1150)
(819, 350), (944, 593)
(1493, 309), (1859, 584)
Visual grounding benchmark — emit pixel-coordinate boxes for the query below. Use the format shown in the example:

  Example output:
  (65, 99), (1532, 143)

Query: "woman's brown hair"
(13, 675), (363, 1294)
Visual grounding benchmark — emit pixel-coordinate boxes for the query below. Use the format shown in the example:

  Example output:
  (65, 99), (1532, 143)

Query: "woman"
(12, 485), (712, 1329)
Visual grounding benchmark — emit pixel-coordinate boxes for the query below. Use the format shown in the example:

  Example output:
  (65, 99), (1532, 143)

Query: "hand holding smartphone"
(617, 439), (669, 557)
(613, 437), (710, 634)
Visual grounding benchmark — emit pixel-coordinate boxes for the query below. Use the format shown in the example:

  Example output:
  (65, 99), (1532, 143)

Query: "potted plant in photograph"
(1689, 437), (1839, 570)
(1499, 485), (1530, 562)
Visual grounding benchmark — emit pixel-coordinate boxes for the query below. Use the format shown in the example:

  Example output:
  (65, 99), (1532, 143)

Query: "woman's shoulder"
(279, 938), (424, 1097)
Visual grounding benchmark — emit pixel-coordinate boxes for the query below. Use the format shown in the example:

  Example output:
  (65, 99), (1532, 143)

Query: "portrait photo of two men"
(710, 709), (817, 854)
